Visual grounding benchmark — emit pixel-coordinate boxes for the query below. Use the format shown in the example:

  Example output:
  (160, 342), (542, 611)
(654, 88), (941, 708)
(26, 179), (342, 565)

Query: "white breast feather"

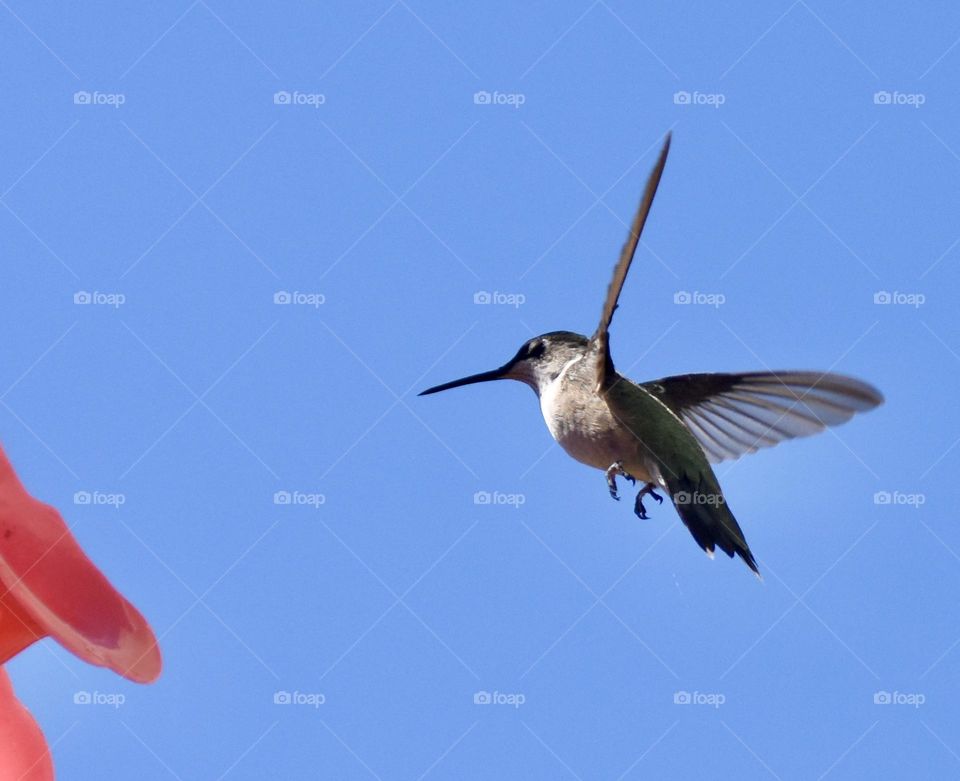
(538, 356), (658, 483)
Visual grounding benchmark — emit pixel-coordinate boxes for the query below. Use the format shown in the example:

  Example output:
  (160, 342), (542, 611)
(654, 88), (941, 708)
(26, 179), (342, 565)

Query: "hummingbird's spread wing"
(592, 133), (671, 392)
(641, 371), (883, 463)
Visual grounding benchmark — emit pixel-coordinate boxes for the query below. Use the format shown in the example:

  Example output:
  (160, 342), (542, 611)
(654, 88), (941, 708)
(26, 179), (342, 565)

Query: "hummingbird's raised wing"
(592, 133), (671, 392)
(641, 371), (883, 463)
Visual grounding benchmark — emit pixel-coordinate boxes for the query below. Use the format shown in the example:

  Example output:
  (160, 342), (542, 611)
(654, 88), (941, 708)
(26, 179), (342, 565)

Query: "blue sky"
(1, 1), (959, 778)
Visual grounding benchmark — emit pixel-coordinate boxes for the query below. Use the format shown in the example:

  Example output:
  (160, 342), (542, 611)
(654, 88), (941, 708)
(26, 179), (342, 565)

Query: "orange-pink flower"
(0, 443), (161, 777)
(0, 669), (53, 780)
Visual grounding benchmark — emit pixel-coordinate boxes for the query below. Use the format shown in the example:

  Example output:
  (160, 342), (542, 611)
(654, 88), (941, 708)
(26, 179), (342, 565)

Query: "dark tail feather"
(665, 472), (759, 576)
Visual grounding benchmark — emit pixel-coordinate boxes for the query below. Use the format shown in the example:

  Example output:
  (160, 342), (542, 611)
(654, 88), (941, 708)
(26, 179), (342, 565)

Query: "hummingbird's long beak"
(418, 363), (512, 396)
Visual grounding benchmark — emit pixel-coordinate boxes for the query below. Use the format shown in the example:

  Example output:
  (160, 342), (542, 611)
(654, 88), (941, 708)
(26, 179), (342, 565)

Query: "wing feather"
(642, 370), (883, 463)
(592, 133), (671, 391)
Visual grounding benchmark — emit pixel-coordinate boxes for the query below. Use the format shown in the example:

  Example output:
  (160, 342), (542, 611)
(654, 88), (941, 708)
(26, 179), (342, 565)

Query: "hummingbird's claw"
(606, 471), (620, 501)
(633, 483), (664, 520)
(605, 461), (635, 501)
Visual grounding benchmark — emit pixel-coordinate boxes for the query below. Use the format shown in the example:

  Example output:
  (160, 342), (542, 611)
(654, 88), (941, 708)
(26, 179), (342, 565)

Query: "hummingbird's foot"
(633, 483), (664, 520)
(605, 461), (636, 501)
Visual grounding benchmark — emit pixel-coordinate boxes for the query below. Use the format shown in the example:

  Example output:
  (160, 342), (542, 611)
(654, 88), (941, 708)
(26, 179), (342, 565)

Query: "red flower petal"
(0, 668), (53, 780)
(0, 446), (161, 682)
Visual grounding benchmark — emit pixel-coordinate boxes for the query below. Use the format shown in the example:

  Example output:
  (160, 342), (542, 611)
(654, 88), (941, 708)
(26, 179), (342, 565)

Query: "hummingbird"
(419, 133), (882, 576)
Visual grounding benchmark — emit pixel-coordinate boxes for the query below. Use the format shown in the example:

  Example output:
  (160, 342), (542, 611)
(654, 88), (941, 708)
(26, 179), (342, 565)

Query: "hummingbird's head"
(418, 331), (589, 397)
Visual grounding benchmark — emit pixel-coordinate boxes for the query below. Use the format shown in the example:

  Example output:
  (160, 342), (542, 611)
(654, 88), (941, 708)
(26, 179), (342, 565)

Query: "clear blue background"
(1, 1), (958, 778)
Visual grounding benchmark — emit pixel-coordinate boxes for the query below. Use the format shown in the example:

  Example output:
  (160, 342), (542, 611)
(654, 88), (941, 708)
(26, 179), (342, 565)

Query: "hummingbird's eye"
(526, 340), (546, 359)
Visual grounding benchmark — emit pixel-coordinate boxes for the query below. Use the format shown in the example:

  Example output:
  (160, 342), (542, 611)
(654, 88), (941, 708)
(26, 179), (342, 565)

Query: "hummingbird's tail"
(664, 470), (759, 576)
